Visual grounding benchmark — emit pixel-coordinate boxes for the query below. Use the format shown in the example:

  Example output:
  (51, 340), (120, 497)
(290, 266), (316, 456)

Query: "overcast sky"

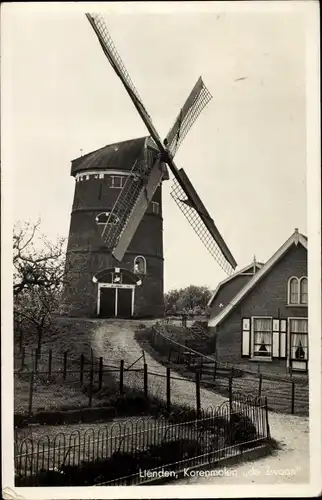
(3, 1), (311, 292)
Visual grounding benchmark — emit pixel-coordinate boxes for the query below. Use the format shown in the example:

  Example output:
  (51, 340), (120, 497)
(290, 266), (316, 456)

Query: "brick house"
(208, 229), (308, 373)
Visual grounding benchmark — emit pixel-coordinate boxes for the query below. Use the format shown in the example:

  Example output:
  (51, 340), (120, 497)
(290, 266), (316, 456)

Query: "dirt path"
(177, 412), (309, 484)
(91, 320), (309, 484)
(91, 320), (227, 409)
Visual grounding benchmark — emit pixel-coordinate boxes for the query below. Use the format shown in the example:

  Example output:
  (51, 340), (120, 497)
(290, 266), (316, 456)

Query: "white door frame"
(97, 283), (135, 316)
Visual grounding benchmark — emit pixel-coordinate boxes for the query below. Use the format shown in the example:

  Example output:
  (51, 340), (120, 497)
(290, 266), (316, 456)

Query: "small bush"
(229, 412), (258, 445)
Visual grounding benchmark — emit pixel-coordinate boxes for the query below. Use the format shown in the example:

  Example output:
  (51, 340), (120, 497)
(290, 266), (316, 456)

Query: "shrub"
(229, 412), (258, 445)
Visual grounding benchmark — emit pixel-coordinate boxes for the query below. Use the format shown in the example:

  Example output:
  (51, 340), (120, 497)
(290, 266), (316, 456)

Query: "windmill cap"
(70, 136), (158, 177)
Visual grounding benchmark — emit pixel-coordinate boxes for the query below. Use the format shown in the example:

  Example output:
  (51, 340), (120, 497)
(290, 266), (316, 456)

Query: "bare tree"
(13, 221), (69, 349)
(13, 221), (67, 297)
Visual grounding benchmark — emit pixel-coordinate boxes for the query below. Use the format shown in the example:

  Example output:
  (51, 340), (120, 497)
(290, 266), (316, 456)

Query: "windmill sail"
(105, 77), (214, 261)
(165, 77), (212, 157)
(86, 12), (237, 273)
(170, 169), (237, 274)
(86, 13), (165, 152)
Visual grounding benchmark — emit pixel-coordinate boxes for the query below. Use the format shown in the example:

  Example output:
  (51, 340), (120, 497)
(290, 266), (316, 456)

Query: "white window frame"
(288, 317), (308, 361)
(251, 316), (273, 360)
(152, 201), (160, 214)
(287, 276), (308, 305)
(111, 175), (125, 189)
(95, 212), (119, 226)
(299, 277), (308, 305)
(134, 255), (147, 275)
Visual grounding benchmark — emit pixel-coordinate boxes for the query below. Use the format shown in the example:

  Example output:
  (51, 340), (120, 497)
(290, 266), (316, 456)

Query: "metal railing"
(15, 392), (270, 486)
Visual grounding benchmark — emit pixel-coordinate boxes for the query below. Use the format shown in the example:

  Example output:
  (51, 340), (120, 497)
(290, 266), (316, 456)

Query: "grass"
(15, 317), (101, 365)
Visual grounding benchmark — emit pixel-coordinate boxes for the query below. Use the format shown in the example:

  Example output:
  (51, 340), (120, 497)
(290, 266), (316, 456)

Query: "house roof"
(70, 136), (158, 176)
(207, 261), (264, 307)
(208, 229), (308, 328)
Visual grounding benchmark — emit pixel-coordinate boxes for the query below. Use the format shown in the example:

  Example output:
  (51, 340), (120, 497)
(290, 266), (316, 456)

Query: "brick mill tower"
(63, 136), (165, 318)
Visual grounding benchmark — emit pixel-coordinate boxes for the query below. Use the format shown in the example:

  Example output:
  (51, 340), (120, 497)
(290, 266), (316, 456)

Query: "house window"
(95, 212), (119, 225)
(111, 175), (124, 189)
(289, 277), (299, 304)
(287, 276), (308, 305)
(289, 318), (308, 360)
(134, 256), (146, 274)
(152, 201), (160, 214)
(252, 317), (272, 358)
(300, 277), (308, 304)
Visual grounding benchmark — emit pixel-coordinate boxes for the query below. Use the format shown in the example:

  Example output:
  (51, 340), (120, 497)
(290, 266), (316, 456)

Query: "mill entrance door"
(98, 285), (134, 317)
(117, 288), (132, 318)
(99, 288), (115, 317)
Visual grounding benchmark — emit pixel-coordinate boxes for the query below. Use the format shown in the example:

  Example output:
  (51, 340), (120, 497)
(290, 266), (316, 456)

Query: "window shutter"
(272, 319), (280, 358)
(280, 320), (287, 358)
(242, 318), (250, 356)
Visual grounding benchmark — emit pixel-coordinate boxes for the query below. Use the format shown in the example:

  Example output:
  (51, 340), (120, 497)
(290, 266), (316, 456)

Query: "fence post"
(291, 381), (295, 414)
(19, 326), (24, 353)
(98, 357), (103, 390)
(120, 359), (124, 394)
(166, 367), (171, 413)
(88, 362), (93, 408)
(258, 374), (263, 397)
(63, 352), (68, 381)
(213, 361), (217, 381)
(196, 370), (201, 416)
(80, 354), (84, 385)
(20, 347), (25, 371)
(186, 351), (190, 368)
(34, 349), (39, 373)
(144, 363), (148, 398)
(168, 349), (172, 364)
(265, 396), (271, 438)
(229, 373), (233, 410)
(48, 349), (52, 378)
(28, 370), (34, 416)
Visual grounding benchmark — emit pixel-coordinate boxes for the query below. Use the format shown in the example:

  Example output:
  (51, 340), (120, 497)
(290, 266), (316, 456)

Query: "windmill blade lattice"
(87, 14), (147, 114)
(166, 78), (212, 157)
(170, 177), (236, 275)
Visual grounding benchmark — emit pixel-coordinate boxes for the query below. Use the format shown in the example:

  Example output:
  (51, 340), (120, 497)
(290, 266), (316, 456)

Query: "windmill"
(85, 13), (237, 276)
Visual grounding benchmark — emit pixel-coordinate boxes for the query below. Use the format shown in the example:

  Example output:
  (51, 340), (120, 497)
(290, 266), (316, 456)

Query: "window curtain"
(290, 319), (308, 333)
(254, 318), (272, 355)
(290, 319), (308, 360)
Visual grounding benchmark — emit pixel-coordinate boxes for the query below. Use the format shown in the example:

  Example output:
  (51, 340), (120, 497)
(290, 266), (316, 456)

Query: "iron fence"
(15, 392), (270, 486)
